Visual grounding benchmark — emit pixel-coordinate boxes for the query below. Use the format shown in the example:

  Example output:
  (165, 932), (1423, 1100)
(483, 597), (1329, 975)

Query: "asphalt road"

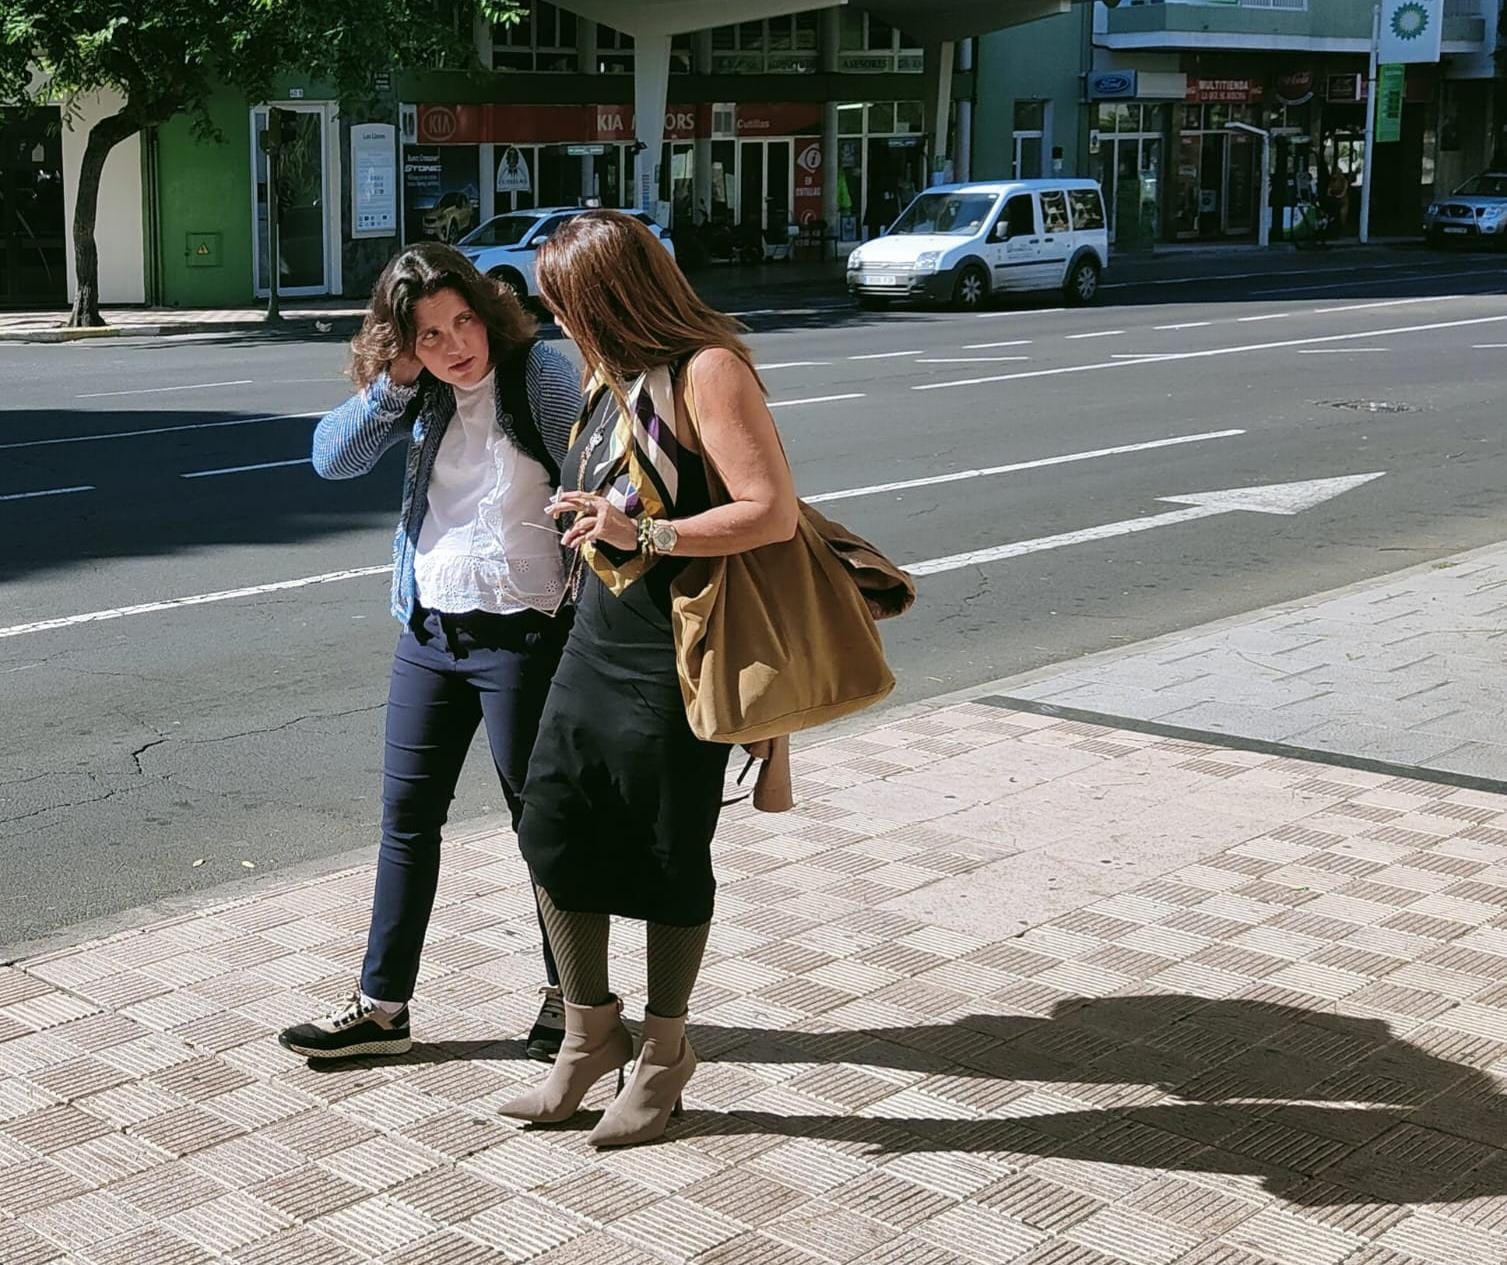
(4, 249), (1507, 950)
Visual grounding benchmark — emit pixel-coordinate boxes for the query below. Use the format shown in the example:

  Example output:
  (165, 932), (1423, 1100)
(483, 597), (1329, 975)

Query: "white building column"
(633, 33), (673, 211)
(821, 6), (841, 231)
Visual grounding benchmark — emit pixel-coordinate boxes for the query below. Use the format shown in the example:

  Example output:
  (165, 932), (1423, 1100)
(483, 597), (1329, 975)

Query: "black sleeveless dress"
(517, 388), (732, 926)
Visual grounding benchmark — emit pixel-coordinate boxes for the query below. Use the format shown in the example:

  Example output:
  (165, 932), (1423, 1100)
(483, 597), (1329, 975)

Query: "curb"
(1, 315), (365, 344)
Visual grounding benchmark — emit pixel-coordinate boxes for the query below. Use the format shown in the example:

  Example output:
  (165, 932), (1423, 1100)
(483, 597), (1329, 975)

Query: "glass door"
(0, 107), (66, 306)
(253, 105), (330, 296)
(1224, 133), (1256, 236)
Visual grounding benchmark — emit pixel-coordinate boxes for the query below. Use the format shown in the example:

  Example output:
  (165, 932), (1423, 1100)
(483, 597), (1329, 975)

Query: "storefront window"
(832, 101), (927, 243)
(710, 140), (736, 223)
(0, 107), (66, 305)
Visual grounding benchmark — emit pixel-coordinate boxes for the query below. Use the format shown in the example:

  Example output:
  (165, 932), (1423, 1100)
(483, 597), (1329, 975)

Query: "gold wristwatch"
(638, 516), (679, 557)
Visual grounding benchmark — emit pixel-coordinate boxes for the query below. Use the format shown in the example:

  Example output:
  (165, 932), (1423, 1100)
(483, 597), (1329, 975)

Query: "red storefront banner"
(416, 102), (820, 146)
(793, 138), (823, 225)
(1185, 77), (1266, 104)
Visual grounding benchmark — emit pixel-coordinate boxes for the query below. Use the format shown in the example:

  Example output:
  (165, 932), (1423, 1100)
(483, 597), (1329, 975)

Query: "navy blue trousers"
(360, 605), (568, 1002)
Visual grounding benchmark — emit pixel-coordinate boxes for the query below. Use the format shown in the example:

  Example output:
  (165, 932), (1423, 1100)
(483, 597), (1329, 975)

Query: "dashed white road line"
(915, 356), (1030, 364)
(1474, 343), (1507, 349)
(1066, 330), (1125, 340)
(76, 379), (253, 399)
(1238, 313), (1290, 323)
(1155, 321), (1212, 331)
(181, 458), (311, 479)
(768, 393), (865, 408)
(0, 411), (324, 452)
(760, 360), (832, 369)
(913, 313), (1507, 392)
(1297, 348), (1388, 354)
(0, 485), (94, 502)
(963, 340), (1032, 350)
(806, 428), (1245, 505)
(0, 567), (393, 641)
(2, 429), (1247, 639)
(847, 349), (922, 360)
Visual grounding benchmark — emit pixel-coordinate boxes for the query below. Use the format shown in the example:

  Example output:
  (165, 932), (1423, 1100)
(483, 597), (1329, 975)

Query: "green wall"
(973, 7), (1090, 184)
(154, 86), (253, 306)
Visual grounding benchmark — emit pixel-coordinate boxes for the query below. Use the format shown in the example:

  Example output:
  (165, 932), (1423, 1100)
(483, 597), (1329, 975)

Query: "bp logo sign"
(1390, 1), (1429, 40)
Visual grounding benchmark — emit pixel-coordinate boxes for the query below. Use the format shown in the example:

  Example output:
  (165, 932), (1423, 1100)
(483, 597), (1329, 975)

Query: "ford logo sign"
(1092, 73), (1134, 97)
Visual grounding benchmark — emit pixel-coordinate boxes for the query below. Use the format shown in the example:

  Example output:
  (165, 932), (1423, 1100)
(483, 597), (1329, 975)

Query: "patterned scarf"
(574, 364), (683, 596)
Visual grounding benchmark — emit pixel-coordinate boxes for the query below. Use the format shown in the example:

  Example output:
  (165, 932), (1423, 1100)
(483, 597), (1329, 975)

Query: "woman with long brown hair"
(277, 242), (581, 1063)
(497, 211), (798, 1147)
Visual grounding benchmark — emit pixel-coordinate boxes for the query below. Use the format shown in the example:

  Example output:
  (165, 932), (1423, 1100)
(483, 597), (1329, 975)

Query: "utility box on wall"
(185, 232), (222, 267)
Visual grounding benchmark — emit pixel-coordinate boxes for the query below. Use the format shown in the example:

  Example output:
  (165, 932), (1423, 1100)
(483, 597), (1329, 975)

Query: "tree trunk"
(68, 112), (140, 328)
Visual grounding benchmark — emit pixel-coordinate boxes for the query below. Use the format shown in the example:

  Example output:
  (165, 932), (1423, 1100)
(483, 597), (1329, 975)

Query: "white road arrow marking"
(908, 473), (1384, 577)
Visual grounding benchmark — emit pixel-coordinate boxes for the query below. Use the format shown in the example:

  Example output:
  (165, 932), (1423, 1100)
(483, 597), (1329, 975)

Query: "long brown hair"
(535, 210), (761, 415)
(348, 241), (537, 389)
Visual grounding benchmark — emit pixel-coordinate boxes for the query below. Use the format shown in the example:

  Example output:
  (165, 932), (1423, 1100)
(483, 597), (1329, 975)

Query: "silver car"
(1425, 172), (1507, 245)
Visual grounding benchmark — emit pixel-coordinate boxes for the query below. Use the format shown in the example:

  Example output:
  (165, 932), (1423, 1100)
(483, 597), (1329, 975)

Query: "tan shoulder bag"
(669, 354), (909, 748)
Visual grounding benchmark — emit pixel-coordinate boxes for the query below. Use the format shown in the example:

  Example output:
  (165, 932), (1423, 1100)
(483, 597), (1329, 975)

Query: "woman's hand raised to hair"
(387, 349), (423, 387)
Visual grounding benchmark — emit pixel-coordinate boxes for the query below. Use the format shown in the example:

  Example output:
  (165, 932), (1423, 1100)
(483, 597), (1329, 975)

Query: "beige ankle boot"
(587, 1009), (696, 1148)
(498, 996), (632, 1124)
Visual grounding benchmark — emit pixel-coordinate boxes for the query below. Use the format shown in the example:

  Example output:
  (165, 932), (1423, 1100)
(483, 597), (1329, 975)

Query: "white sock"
(361, 991), (406, 1016)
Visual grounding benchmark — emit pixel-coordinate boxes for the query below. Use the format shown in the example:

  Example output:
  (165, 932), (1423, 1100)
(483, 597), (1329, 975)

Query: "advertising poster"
(402, 145), (481, 244)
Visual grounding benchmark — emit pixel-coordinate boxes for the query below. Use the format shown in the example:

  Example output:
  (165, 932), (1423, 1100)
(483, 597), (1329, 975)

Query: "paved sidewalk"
(1005, 545), (1507, 789)
(3, 690), (1506, 1264)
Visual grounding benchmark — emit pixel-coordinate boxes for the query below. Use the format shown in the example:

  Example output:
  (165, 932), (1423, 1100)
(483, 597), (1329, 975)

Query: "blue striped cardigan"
(311, 341), (582, 624)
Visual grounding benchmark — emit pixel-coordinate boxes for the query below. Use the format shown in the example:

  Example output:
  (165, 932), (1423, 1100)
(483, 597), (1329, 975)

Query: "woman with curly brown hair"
(496, 211), (798, 1147)
(277, 242), (582, 1063)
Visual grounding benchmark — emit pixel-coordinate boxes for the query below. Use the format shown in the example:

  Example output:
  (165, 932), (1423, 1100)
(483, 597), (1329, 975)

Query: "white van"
(846, 179), (1109, 310)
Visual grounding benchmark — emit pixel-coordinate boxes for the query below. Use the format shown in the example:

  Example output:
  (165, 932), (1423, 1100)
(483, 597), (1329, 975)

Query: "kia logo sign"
(425, 107), (458, 142)
(1089, 70), (1137, 100)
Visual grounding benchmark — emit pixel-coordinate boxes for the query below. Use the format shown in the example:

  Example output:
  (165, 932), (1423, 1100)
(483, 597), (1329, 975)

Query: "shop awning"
(555, 0), (1075, 39)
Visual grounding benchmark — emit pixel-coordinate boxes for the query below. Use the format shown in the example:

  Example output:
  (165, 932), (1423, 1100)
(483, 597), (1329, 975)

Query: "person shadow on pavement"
(301, 993), (1507, 1205)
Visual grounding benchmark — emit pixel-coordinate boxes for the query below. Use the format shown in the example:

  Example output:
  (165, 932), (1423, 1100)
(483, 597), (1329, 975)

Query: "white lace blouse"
(413, 369), (565, 616)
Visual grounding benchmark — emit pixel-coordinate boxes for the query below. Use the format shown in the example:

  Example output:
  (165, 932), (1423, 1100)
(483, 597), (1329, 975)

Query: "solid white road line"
(848, 349), (922, 360)
(907, 472), (1384, 577)
(805, 429), (1245, 505)
(976, 308), (1063, 319)
(760, 360), (832, 369)
(963, 340), (1032, 350)
(1155, 322), (1212, 331)
(768, 393), (865, 408)
(1238, 313), (1290, 323)
(0, 485), (94, 502)
(1313, 295), (1464, 314)
(1100, 260), (1431, 290)
(914, 313), (1507, 392)
(916, 356), (1030, 364)
(0, 411), (324, 452)
(1066, 330), (1125, 340)
(0, 567), (392, 641)
(181, 458), (311, 479)
(4, 429), (1246, 640)
(76, 379), (254, 399)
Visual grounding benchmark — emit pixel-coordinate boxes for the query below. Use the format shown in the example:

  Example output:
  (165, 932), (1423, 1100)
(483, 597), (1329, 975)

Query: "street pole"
(1359, 0), (1381, 244)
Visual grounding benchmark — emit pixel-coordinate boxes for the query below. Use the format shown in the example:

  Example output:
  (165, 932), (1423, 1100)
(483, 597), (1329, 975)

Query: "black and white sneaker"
(277, 988), (412, 1060)
(525, 985), (565, 1063)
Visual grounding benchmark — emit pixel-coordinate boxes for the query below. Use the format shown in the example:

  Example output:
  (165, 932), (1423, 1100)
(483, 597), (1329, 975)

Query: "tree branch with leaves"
(0, 1), (520, 325)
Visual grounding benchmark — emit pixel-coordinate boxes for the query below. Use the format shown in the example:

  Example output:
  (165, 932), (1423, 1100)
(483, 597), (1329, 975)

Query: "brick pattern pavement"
(1011, 548), (1507, 784)
(3, 701), (1506, 1264)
